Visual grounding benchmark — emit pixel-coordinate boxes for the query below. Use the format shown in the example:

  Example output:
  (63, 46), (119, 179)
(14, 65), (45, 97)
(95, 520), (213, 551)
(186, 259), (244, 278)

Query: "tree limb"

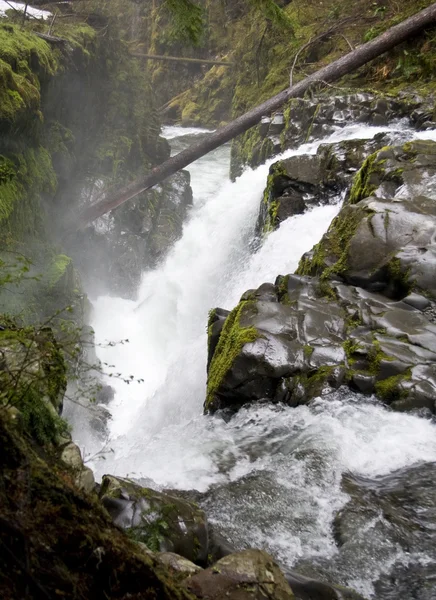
(130, 52), (233, 66)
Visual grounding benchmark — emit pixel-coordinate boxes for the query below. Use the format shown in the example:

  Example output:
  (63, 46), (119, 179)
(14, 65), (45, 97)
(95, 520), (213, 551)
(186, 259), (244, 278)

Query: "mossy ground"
(0, 409), (195, 600)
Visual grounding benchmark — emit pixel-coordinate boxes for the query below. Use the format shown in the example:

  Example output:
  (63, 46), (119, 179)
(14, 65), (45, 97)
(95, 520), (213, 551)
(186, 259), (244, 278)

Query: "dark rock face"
(333, 463), (436, 600)
(99, 475), (209, 564)
(72, 170), (193, 297)
(205, 275), (436, 414)
(298, 140), (436, 300)
(231, 92), (436, 178)
(256, 135), (392, 235)
(183, 549), (296, 600)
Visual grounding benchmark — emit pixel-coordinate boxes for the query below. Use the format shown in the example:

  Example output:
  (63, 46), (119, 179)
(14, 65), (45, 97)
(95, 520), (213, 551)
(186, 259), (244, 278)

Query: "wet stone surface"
(206, 274), (436, 415)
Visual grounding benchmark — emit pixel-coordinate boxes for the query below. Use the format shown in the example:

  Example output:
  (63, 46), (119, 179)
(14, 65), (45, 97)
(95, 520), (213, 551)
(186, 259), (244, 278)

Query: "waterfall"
(71, 121), (436, 598)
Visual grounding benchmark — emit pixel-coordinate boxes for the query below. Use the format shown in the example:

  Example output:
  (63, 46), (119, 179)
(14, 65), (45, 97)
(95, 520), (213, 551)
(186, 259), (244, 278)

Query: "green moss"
(375, 369), (411, 403)
(207, 307), (217, 354)
(292, 365), (336, 401)
(0, 24), (61, 137)
(316, 279), (338, 301)
(348, 151), (385, 205)
(231, 126), (275, 179)
(386, 256), (412, 297)
(259, 160), (288, 233)
(343, 339), (361, 365)
(346, 311), (363, 331)
(206, 301), (259, 409)
(296, 204), (372, 280)
(367, 338), (394, 374)
(303, 345), (314, 359)
(14, 386), (69, 446)
(0, 146), (57, 240)
(47, 254), (73, 287)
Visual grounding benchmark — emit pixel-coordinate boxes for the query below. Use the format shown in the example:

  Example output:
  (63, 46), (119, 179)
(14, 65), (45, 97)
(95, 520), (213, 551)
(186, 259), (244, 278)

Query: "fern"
(164, 0), (204, 46)
(248, 0), (294, 30)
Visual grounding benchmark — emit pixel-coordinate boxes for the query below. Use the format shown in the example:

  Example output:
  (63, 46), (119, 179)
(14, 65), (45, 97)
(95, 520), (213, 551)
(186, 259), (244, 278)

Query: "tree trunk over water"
(76, 3), (436, 228)
(131, 53), (233, 66)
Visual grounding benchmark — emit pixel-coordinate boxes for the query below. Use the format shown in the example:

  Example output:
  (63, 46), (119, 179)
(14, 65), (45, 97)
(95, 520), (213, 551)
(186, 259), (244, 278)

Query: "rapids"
(71, 121), (436, 598)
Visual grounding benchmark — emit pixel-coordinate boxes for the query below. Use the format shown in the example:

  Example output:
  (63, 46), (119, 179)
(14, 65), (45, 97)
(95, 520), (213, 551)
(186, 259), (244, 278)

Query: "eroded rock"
(256, 134), (395, 236)
(205, 275), (436, 414)
(183, 549), (295, 600)
(298, 140), (436, 300)
(99, 475), (208, 564)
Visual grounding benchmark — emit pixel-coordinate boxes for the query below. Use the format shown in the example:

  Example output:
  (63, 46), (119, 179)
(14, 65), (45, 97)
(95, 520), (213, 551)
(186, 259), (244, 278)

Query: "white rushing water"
(73, 121), (436, 596)
(0, 1), (51, 19)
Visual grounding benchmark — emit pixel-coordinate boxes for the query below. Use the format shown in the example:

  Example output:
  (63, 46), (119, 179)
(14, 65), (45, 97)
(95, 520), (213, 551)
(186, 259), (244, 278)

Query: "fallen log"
(34, 32), (67, 44)
(76, 3), (436, 228)
(131, 53), (233, 67)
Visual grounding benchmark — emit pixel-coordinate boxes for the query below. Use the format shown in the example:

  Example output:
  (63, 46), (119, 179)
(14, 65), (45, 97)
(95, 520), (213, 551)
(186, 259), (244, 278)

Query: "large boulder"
(183, 549), (295, 600)
(99, 475), (209, 564)
(256, 135), (394, 236)
(205, 275), (436, 414)
(297, 140), (436, 300)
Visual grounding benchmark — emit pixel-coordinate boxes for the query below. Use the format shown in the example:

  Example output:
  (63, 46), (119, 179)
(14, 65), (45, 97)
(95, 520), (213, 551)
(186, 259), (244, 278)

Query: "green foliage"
(47, 254), (72, 287)
(248, 0), (294, 30)
(348, 151), (385, 205)
(164, 0), (204, 45)
(0, 323), (68, 446)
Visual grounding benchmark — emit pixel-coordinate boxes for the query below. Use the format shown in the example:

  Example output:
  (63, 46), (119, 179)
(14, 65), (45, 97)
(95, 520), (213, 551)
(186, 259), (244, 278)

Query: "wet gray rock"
(280, 93), (433, 151)
(183, 549), (296, 600)
(284, 570), (366, 600)
(59, 440), (95, 493)
(334, 463), (436, 600)
(256, 134), (395, 236)
(298, 140), (436, 301)
(99, 475), (208, 564)
(232, 92), (435, 178)
(205, 275), (436, 414)
(155, 552), (203, 578)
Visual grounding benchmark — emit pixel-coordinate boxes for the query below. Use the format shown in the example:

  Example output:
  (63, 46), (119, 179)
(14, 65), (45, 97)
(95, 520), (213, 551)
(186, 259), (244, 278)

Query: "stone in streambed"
(99, 475), (208, 564)
(183, 549), (295, 600)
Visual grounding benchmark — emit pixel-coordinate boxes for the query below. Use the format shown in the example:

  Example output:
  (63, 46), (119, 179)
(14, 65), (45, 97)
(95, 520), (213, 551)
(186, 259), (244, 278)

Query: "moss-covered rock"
(99, 475), (209, 565)
(296, 141), (436, 300)
(0, 407), (196, 600)
(183, 549), (296, 600)
(205, 300), (259, 412)
(205, 274), (436, 415)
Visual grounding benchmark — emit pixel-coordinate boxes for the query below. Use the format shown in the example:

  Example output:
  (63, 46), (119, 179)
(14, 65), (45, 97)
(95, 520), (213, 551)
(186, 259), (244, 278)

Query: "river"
(72, 121), (436, 599)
